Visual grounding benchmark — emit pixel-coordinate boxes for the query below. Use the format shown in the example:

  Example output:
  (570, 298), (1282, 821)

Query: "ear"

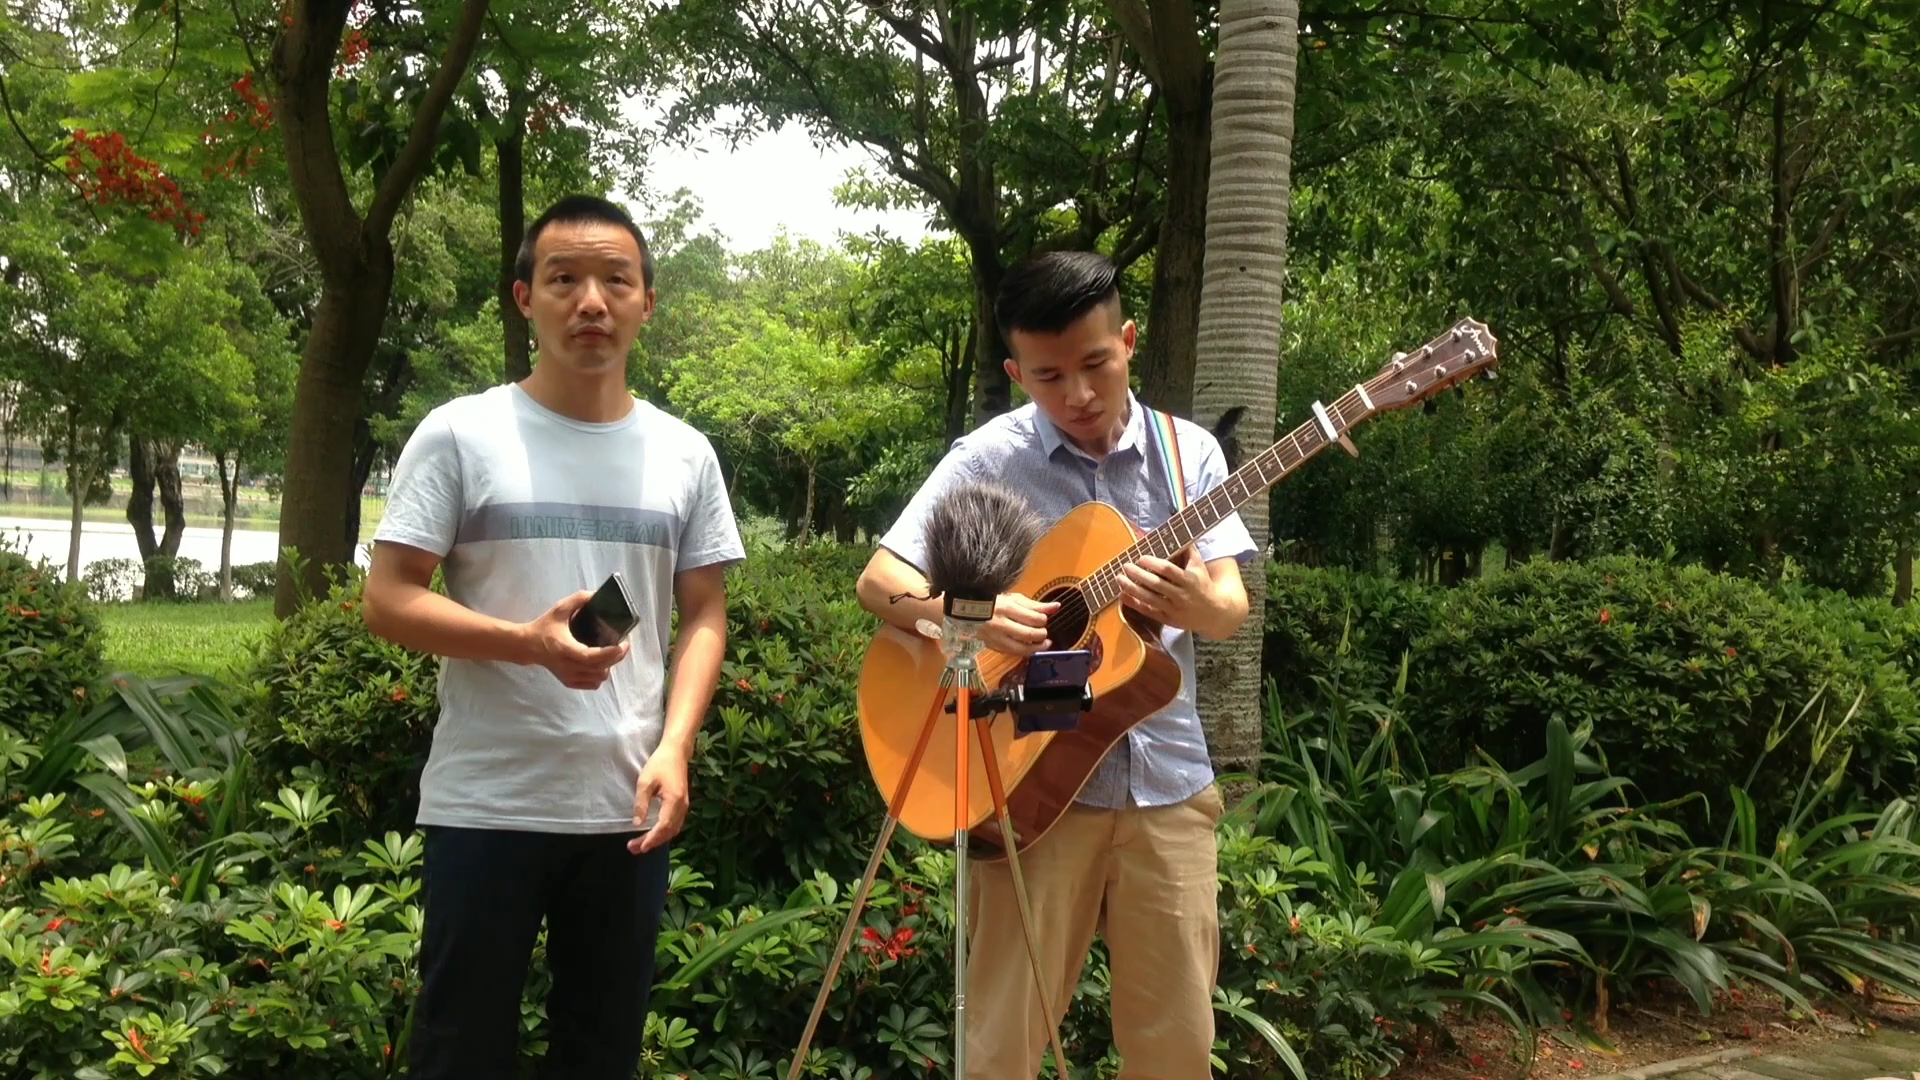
(1121, 319), (1138, 355)
(512, 279), (534, 318)
(1002, 356), (1022, 391)
(638, 287), (658, 325)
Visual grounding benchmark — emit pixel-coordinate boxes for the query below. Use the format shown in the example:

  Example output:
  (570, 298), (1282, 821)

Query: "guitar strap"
(1144, 406), (1188, 512)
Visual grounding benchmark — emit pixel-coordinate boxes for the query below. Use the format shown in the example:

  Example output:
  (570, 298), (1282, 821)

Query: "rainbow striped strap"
(1145, 406), (1188, 511)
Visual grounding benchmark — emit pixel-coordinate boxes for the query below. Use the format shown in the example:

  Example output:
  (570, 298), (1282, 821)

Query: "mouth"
(571, 326), (611, 343)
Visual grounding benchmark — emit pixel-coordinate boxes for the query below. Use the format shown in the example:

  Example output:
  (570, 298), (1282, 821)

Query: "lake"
(0, 516), (371, 592)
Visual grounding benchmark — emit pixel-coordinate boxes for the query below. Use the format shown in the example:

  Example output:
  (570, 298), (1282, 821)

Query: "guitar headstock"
(1360, 318), (1499, 413)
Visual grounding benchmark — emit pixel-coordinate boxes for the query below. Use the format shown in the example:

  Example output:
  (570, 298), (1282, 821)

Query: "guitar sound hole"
(1040, 584), (1090, 649)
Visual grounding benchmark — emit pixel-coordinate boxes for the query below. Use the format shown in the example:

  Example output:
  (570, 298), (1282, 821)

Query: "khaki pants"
(962, 783), (1224, 1080)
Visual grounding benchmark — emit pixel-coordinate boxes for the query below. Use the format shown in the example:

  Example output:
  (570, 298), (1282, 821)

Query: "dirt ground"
(1388, 986), (1920, 1079)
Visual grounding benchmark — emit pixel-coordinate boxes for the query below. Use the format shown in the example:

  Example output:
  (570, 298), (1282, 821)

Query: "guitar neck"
(1078, 389), (1372, 614)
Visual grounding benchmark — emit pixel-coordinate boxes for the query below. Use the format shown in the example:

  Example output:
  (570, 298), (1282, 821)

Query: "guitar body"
(857, 501), (1183, 859)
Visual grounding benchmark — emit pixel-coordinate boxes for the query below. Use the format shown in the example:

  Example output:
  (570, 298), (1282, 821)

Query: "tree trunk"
(1895, 545), (1913, 608)
(497, 86), (531, 382)
(65, 476), (86, 582)
(945, 322), (974, 444)
(216, 450), (239, 601)
(1190, 0), (1301, 792)
(274, 274), (394, 614)
(966, 242), (1010, 427)
(127, 434), (160, 563)
(64, 458), (85, 585)
(1105, 0), (1213, 416)
(799, 462), (817, 541)
(155, 441), (186, 561)
(1136, 102), (1209, 416)
(268, 0), (491, 618)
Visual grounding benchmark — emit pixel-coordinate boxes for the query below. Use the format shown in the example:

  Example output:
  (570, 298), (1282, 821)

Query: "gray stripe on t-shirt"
(456, 502), (681, 548)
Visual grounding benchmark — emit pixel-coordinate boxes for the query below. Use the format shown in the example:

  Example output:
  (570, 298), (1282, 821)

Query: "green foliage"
(687, 543), (887, 897)
(229, 562), (278, 601)
(0, 546), (104, 741)
(1266, 559), (1920, 828)
(242, 570), (440, 839)
(1252, 675), (1920, 1051)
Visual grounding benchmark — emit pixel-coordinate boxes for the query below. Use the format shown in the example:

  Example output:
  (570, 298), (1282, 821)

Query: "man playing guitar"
(855, 250), (1256, 1078)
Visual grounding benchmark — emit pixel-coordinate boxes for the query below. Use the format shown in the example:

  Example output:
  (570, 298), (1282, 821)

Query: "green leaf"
(1213, 990), (1307, 1080)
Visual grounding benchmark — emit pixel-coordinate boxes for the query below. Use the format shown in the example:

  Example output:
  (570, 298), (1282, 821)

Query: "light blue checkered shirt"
(878, 392), (1257, 809)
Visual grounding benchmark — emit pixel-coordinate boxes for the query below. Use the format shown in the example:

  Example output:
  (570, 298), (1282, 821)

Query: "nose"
(576, 277), (608, 318)
(1063, 373), (1096, 409)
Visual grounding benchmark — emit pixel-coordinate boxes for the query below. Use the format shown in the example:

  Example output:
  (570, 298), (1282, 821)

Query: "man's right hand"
(981, 592), (1060, 657)
(520, 590), (630, 690)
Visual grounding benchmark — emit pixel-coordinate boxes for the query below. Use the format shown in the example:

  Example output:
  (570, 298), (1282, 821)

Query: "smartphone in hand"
(569, 571), (639, 647)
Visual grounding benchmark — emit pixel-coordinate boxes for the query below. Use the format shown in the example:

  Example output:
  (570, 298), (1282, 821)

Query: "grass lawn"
(99, 599), (277, 679)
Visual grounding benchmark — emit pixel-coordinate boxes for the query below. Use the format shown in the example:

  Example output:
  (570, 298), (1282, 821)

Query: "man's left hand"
(629, 748), (690, 854)
(1119, 547), (1221, 633)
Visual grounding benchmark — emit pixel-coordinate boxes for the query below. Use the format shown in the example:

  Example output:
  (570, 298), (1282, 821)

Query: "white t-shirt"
(373, 384), (745, 834)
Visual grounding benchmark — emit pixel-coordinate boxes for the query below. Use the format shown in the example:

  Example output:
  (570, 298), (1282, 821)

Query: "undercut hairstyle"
(514, 194), (656, 290)
(994, 250), (1122, 343)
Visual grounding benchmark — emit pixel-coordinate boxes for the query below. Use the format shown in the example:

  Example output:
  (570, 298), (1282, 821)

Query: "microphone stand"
(784, 592), (1074, 1080)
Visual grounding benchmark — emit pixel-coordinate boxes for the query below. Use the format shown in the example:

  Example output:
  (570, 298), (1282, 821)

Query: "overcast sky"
(616, 106), (936, 252)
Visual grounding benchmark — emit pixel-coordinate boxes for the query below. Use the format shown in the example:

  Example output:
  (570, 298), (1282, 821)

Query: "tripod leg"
(785, 686), (949, 1080)
(975, 716), (1075, 1080)
(952, 686), (973, 1080)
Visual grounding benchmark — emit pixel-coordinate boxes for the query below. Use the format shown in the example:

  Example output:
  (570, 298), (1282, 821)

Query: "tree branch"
(1103, 0), (1162, 87)
(1795, 196), (1849, 279)
(867, 7), (955, 70)
(1554, 146), (1631, 222)
(365, 0), (490, 238)
(274, 0), (364, 276)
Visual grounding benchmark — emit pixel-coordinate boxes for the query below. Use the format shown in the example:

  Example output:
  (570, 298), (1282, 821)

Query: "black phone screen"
(569, 572), (638, 646)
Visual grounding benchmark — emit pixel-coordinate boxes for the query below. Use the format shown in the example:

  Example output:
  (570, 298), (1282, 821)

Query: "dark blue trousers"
(407, 826), (672, 1079)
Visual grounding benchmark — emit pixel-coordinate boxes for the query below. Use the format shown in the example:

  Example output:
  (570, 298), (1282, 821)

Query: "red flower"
(1598, 608), (1611, 624)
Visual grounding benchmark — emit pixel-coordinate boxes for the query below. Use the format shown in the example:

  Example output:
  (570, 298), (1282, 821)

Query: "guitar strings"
(1037, 386), (1372, 641)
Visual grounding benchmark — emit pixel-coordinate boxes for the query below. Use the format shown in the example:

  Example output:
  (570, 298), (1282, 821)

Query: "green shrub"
(686, 543), (887, 897)
(0, 546), (104, 741)
(1265, 557), (1920, 825)
(243, 568), (440, 837)
(1413, 557), (1919, 815)
(81, 557), (142, 604)
(230, 560), (278, 600)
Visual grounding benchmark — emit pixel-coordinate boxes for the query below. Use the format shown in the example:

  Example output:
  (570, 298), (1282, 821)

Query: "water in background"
(0, 516), (372, 591)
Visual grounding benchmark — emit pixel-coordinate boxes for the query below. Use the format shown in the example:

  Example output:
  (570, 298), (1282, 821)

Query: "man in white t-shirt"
(362, 194), (744, 1079)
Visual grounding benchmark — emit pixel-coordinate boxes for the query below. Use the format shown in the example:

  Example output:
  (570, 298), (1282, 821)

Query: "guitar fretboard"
(1079, 389), (1369, 613)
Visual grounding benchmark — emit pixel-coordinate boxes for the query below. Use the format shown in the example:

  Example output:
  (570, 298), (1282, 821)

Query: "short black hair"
(994, 250), (1121, 343)
(514, 194), (655, 290)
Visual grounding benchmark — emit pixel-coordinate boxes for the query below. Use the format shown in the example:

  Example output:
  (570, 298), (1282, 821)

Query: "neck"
(1059, 399), (1130, 458)
(518, 362), (634, 424)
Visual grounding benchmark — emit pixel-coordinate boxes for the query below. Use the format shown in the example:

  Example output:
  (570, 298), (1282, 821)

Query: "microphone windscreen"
(922, 480), (1045, 603)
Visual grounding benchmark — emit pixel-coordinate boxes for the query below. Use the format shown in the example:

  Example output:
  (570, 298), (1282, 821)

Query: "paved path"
(1621, 1030), (1920, 1080)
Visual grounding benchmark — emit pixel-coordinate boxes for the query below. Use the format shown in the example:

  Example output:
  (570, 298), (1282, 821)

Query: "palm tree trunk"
(1190, 0), (1301, 791)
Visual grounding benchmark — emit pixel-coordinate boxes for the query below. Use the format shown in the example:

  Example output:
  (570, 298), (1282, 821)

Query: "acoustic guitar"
(856, 318), (1500, 858)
